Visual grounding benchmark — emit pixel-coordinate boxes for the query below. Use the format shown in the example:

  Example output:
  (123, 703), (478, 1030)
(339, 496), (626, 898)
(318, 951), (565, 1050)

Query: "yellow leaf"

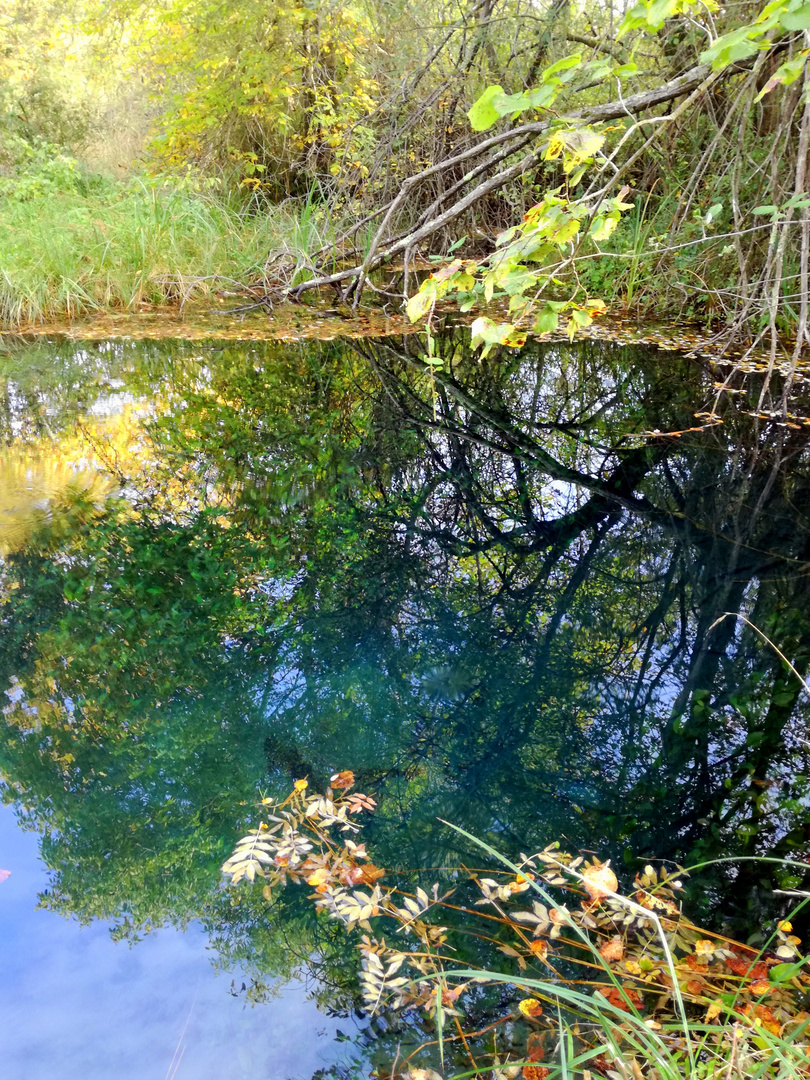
(545, 134), (565, 160)
(518, 998), (543, 1019)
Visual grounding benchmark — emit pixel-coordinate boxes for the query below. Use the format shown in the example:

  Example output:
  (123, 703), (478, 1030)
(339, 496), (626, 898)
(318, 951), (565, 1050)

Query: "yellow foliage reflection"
(0, 448), (116, 554)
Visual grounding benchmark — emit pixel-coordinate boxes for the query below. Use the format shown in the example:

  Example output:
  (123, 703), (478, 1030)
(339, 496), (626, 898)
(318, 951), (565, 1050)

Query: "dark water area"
(0, 327), (809, 1075)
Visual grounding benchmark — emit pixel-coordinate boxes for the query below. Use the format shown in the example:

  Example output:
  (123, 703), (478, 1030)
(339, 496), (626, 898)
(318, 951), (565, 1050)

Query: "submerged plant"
(223, 775), (810, 1080)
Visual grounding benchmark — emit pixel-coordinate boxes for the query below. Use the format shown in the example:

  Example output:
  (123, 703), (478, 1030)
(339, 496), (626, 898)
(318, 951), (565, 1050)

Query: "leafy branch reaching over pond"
(223, 773), (810, 1080)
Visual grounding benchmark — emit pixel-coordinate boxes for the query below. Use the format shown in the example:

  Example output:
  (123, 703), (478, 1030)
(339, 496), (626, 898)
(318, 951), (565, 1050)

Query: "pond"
(0, 326), (808, 1077)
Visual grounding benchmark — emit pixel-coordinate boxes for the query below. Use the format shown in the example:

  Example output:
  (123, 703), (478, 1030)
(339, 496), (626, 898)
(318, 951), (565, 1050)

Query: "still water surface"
(0, 329), (808, 1075)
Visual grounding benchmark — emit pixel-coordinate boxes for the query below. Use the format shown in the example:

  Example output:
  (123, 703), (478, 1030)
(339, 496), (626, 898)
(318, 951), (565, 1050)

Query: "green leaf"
(769, 959), (807, 983)
(492, 85), (558, 118)
(541, 54), (583, 80)
(533, 308), (558, 334)
(589, 213), (620, 241)
(568, 166), (587, 186)
(700, 28), (762, 70)
(470, 316), (525, 353)
(619, 0), (689, 35)
(752, 204), (778, 215)
(755, 53), (809, 100)
(468, 85), (505, 131)
(781, 0), (810, 30)
(490, 90), (535, 116)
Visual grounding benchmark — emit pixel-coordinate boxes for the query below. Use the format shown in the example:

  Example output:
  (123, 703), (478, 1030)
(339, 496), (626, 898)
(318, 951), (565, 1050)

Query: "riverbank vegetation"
(0, 173), (307, 325)
(224, 774), (810, 1080)
(1, 0), (809, 361)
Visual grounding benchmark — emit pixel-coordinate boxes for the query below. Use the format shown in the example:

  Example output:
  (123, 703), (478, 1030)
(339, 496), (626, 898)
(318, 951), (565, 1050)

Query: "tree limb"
(287, 59), (739, 303)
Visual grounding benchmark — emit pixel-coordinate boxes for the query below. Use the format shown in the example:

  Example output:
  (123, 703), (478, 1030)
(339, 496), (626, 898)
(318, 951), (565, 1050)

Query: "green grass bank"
(0, 174), (323, 327)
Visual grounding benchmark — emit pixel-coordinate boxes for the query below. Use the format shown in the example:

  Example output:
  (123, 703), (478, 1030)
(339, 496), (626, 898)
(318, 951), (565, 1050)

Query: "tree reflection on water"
(0, 329), (808, 992)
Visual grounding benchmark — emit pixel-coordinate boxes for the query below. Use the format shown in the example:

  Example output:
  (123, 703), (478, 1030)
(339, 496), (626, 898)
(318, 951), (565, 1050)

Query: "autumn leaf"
(430, 259), (463, 283)
(705, 1001), (722, 1022)
(529, 940), (549, 960)
(518, 998), (543, 1019)
(441, 984), (465, 1006)
(727, 955), (768, 980)
(330, 770), (355, 790)
(360, 864), (385, 884)
(307, 867), (332, 888)
(522, 1067), (549, 1080)
(599, 936), (624, 962)
(346, 793), (377, 813)
(293, 778), (308, 792)
(596, 986), (643, 1011)
(341, 865), (366, 885)
(582, 861), (618, 901)
(745, 1004), (782, 1035)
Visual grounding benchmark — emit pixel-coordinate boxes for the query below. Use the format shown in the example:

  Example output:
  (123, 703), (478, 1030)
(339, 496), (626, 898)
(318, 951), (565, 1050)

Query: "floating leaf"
(582, 861), (618, 901)
(518, 998), (544, 1019)
(599, 936), (625, 962)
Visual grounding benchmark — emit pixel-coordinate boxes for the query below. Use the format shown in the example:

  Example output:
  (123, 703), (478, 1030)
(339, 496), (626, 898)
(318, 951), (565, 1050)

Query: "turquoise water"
(0, 329), (808, 1075)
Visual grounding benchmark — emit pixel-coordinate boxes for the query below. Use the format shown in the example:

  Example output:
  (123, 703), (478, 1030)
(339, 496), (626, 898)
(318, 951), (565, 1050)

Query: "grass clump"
(223, 775), (810, 1080)
(0, 170), (333, 328)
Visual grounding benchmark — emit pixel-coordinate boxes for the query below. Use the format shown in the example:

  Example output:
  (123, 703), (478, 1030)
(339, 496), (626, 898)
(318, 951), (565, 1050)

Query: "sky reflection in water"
(0, 804), (358, 1079)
